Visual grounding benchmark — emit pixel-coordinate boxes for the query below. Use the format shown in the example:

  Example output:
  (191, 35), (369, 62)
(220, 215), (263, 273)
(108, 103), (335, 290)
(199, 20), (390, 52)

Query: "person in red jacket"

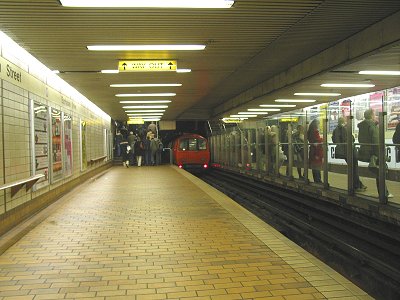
(307, 118), (323, 183)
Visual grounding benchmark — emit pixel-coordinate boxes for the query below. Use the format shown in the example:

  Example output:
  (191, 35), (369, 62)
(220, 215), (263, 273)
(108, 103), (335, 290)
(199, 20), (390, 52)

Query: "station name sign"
(118, 60), (177, 72)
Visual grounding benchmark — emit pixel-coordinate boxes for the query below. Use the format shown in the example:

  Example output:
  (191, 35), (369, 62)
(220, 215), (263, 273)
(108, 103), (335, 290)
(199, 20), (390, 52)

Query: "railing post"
(265, 127), (270, 175)
(304, 121), (309, 183)
(247, 129), (253, 170)
(287, 123), (293, 179)
(378, 112), (388, 204)
(347, 115), (355, 196)
(323, 118), (329, 189)
(241, 130), (245, 171)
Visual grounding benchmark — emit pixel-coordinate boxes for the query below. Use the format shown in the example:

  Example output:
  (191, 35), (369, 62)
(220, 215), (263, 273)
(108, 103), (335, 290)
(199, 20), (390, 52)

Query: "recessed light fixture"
(127, 113), (164, 115)
(60, 0), (234, 8)
(321, 83), (375, 88)
(88, 45), (205, 51)
(123, 105), (168, 109)
(130, 118), (161, 122)
(101, 70), (119, 74)
(119, 100), (171, 104)
(238, 112), (268, 115)
(176, 69), (192, 73)
(230, 114), (257, 118)
(125, 110), (165, 113)
(359, 70), (400, 76)
(294, 92), (341, 96)
(275, 99), (316, 103)
(116, 93), (176, 97)
(258, 105), (295, 108)
(111, 83), (182, 87)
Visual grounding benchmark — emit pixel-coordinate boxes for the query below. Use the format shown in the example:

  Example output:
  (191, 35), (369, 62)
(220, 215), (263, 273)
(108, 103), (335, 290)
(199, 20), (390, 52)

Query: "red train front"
(172, 133), (210, 170)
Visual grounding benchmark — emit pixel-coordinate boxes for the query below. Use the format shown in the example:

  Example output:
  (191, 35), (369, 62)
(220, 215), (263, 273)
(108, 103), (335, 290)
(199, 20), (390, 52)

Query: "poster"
(32, 102), (49, 189)
(387, 86), (400, 130)
(63, 114), (73, 176)
(81, 120), (87, 171)
(51, 108), (63, 181)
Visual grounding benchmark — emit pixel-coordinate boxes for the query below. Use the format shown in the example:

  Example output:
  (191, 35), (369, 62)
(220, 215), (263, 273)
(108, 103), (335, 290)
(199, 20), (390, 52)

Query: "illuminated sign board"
(118, 60), (177, 72)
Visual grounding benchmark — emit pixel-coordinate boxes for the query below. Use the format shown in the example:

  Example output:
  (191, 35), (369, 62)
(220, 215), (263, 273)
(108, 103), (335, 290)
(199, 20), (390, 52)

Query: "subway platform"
(0, 166), (373, 300)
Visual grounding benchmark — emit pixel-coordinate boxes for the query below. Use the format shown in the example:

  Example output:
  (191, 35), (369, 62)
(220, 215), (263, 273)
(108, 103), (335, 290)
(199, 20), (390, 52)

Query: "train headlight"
(203, 164), (208, 169)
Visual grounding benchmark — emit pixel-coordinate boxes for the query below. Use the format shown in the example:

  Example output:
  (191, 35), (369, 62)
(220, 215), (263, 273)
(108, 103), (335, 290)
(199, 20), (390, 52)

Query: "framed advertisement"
(387, 86), (400, 130)
(31, 101), (50, 189)
(80, 119), (87, 171)
(51, 108), (63, 182)
(63, 113), (73, 176)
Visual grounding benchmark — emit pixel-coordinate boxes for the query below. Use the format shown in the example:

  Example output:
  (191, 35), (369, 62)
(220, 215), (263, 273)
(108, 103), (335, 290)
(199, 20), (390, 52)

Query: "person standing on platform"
(148, 121), (157, 135)
(150, 136), (159, 166)
(127, 131), (136, 166)
(332, 117), (367, 192)
(120, 137), (129, 168)
(144, 134), (152, 166)
(393, 123), (400, 162)
(358, 109), (392, 198)
(134, 137), (145, 167)
(114, 131), (123, 157)
(292, 124), (305, 178)
(307, 118), (323, 183)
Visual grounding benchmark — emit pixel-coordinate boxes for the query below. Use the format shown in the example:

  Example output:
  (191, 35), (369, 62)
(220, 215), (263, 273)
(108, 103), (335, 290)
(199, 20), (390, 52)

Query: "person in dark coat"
(393, 122), (400, 162)
(120, 137), (129, 168)
(134, 137), (145, 167)
(307, 119), (323, 183)
(332, 117), (366, 192)
(358, 109), (391, 198)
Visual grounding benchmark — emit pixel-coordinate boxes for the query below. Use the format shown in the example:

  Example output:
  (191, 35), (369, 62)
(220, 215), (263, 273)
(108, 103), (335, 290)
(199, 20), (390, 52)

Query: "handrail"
(0, 174), (44, 197)
(89, 155), (107, 164)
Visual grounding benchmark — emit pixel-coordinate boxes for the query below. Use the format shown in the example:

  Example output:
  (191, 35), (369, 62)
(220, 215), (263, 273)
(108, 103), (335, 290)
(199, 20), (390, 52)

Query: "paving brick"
(0, 167), (370, 300)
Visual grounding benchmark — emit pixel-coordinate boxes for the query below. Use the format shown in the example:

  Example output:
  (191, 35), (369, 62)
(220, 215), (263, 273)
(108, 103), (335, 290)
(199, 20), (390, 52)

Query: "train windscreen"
(179, 138), (207, 151)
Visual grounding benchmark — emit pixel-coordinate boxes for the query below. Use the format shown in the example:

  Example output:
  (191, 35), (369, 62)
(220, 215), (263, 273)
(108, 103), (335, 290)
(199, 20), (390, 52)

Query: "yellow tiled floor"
(0, 166), (373, 299)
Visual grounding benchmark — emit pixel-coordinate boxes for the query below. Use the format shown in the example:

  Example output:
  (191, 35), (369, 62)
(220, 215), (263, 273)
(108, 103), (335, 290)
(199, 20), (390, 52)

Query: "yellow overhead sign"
(127, 119), (144, 125)
(118, 60), (177, 72)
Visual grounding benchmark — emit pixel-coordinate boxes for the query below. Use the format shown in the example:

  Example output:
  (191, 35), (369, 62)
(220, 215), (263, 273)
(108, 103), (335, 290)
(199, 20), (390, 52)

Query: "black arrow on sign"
(168, 62), (174, 70)
(122, 63), (127, 70)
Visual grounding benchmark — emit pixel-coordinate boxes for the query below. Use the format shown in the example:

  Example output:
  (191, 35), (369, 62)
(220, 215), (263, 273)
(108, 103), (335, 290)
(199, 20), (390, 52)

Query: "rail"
(88, 155), (107, 165)
(0, 174), (44, 198)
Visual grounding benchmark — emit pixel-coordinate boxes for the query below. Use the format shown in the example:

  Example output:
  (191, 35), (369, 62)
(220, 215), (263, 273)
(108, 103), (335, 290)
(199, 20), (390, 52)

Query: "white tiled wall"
(0, 79), (111, 213)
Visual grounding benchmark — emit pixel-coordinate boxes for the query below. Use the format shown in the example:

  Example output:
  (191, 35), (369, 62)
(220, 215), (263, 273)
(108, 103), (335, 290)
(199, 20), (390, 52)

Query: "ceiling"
(0, 0), (400, 121)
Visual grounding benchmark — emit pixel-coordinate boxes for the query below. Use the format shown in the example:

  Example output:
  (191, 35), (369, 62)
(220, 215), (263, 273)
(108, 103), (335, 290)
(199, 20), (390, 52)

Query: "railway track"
(197, 168), (400, 300)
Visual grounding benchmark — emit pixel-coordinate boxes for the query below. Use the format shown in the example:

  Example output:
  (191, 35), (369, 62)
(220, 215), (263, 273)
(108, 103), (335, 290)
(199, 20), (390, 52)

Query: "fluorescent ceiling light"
(88, 45), (205, 51)
(275, 99), (316, 103)
(119, 100), (171, 104)
(101, 69), (119, 73)
(359, 70), (400, 76)
(61, 0), (234, 8)
(116, 93), (176, 97)
(238, 111), (268, 115)
(52, 70), (60, 74)
(176, 69), (191, 73)
(132, 116), (163, 119)
(294, 92), (341, 96)
(251, 108), (283, 111)
(321, 83), (375, 88)
(111, 83), (181, 87)
(123, 105), (168, 109)
(258, 104), (296, 111)
(230, 114), (257, 118)
(125, 110), (165, 113)
(131, 118), (161, 122)
(127, 113), (164, 116)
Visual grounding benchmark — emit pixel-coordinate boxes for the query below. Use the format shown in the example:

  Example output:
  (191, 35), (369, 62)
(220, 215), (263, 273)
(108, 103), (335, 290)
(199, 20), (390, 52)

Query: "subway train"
(172, 133), (210, 169)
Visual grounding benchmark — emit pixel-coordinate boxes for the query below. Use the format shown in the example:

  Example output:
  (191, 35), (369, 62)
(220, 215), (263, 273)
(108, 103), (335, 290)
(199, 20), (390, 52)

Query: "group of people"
(300, 109), (399, 199)
(115, 122), (164, 168)
(266, 108), (399, 200)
